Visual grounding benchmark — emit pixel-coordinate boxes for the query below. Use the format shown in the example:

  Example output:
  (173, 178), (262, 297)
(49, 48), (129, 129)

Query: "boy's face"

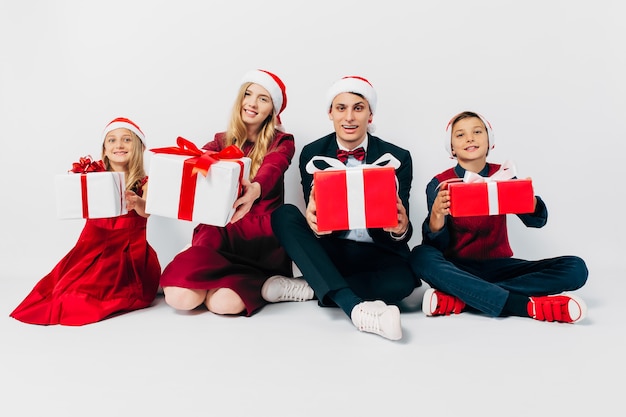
(450, 117), (489, 162)
(328, 92), (372, 149)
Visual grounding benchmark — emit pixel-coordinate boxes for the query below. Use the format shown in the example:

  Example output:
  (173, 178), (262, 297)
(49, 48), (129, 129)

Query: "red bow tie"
(336, 147), (366, 163)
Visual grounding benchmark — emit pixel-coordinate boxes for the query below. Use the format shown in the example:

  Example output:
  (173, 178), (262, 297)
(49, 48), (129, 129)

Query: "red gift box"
(307, 154), (400, 233)
(447, 178), (534, 217)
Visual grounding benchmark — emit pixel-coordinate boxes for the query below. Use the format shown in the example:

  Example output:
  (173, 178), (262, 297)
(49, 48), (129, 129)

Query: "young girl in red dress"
(10, 117), (161, 325)
(159, 69), (296, 317)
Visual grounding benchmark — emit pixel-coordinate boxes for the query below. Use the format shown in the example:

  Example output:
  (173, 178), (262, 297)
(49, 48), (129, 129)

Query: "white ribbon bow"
(305, 152), (401, 174)
(463, 160), (517, 183)
(461, 160), (517, 215)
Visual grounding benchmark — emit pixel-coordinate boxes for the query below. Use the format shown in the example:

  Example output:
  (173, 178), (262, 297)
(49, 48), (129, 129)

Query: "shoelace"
(278, 280), (311, 302)
(355, 307), (382, 332)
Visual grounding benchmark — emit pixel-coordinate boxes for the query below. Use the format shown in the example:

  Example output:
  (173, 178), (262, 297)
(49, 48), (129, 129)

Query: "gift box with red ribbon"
(55, 156), (127, 219)
(307, 154), (399, 233)
(145, 137), (251, 226)
(447, 168), (534, 217)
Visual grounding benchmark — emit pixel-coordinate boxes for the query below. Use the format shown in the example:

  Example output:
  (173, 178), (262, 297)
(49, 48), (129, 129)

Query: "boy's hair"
(326, 75), (377, 114)
(448, 111), (484, 128)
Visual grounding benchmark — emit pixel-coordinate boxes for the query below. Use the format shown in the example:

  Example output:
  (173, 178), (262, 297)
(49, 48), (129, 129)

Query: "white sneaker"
(351, 300), (402, 341)
(261, 276), (314, 302)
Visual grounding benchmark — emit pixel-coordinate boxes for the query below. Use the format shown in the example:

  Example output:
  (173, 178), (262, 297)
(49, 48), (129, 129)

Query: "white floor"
(2, 265), (622, 417)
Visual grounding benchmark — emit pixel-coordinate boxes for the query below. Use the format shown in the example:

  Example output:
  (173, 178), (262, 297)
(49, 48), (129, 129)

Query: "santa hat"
(102, 117), (146, 147)
(325, 75), (378, 115)
(445, 112), (495, 159)
(240, 69), (287, 128)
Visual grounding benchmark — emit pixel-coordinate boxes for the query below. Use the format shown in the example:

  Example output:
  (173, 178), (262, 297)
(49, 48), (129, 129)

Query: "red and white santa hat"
(241, 69), (287, 128)
(325, 75), (378, 115)
(102, 117), (146, 147)
(445, 111), (495, 159)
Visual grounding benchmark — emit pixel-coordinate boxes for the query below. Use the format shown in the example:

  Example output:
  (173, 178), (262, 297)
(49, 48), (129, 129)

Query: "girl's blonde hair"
(101, 130), (146, 193)
(224, 82), (277, 179)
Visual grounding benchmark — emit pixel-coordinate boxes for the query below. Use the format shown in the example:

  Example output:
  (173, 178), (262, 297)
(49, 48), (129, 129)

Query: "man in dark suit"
(265, 76), (420, 341)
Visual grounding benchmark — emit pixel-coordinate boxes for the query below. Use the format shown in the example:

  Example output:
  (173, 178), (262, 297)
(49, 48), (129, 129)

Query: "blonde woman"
(160, 69), (301, 317)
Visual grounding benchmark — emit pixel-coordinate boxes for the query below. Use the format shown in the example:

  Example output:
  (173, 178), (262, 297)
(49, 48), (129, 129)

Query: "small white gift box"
(55, 171), (127, 219)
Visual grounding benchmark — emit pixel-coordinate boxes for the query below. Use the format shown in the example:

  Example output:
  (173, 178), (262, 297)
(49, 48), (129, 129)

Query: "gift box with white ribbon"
(447, 160), (534, 217)
(306, 154), (399, 233)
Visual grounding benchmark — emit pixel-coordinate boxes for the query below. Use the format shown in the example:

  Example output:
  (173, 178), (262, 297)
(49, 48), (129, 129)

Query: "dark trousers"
(409, 244), (588, 316)
(271, 204), (417, 306)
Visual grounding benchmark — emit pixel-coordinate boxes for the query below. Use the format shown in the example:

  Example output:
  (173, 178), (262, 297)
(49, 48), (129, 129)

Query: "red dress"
(159, 131), (295, 316)
(10, 177), (161, 326)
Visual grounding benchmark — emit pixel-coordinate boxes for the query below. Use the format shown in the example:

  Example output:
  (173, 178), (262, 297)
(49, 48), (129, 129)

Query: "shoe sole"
(261, 276), (281, 302)
(422, 288), (437, 316)
(563, 292), (587, 323)
(352, 302), (403, 341)
(386, 305), (403, 340)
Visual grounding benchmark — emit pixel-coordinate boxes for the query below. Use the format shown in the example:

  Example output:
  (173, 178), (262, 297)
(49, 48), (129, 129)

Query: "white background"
(1, 1), (624, 416)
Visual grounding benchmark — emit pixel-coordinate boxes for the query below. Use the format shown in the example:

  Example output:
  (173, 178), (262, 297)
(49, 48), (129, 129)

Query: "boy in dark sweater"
(409, 111), (588, 323)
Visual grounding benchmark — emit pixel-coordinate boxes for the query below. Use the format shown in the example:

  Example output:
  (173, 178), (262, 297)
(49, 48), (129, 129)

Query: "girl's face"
(103, 128), (135, 170)
(241, 83), (274, 131)
(328, 92), (372, 149)
(450, 117), (489, 162)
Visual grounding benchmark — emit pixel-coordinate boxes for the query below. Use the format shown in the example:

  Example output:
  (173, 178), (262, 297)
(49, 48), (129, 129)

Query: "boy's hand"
(429, 186), (450, 232)
(306, 185), (330, 236)
(383, 195), (409, 237)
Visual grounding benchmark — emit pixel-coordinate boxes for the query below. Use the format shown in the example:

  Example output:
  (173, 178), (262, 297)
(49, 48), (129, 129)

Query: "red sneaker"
(422, 288), (466, 316)
(528, 293), (587, 323)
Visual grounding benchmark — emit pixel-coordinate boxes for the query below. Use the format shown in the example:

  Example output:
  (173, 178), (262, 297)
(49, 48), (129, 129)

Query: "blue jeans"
(409, 244), (588, 316)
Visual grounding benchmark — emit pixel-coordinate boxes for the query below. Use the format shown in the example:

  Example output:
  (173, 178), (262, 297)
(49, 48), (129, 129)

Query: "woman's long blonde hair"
(101, 130), (146, 193)
(224, 82), (277, 179)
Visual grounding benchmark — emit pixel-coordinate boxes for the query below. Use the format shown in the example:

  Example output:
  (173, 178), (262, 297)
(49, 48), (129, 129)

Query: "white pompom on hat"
(445, 111), (495, 159)
(102, 117), (146, 147)
(240, 69), (287, 128)
(325, 75), (378, 115)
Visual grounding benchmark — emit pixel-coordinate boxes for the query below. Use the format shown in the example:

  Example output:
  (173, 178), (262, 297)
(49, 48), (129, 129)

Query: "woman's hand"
(230, 179), (261, 223)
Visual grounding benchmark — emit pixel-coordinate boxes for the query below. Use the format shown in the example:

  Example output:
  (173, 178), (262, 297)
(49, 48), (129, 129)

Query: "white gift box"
(145, 152), (251, 227)
(55, 172), (127, 219)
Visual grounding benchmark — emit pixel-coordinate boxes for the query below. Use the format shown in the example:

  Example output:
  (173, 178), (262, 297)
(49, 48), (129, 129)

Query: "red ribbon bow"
(150, 136), (244, 176)
(68, 156), (111, 219)
(70, 156), (106, 173)
(336, 147), (366, 163)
